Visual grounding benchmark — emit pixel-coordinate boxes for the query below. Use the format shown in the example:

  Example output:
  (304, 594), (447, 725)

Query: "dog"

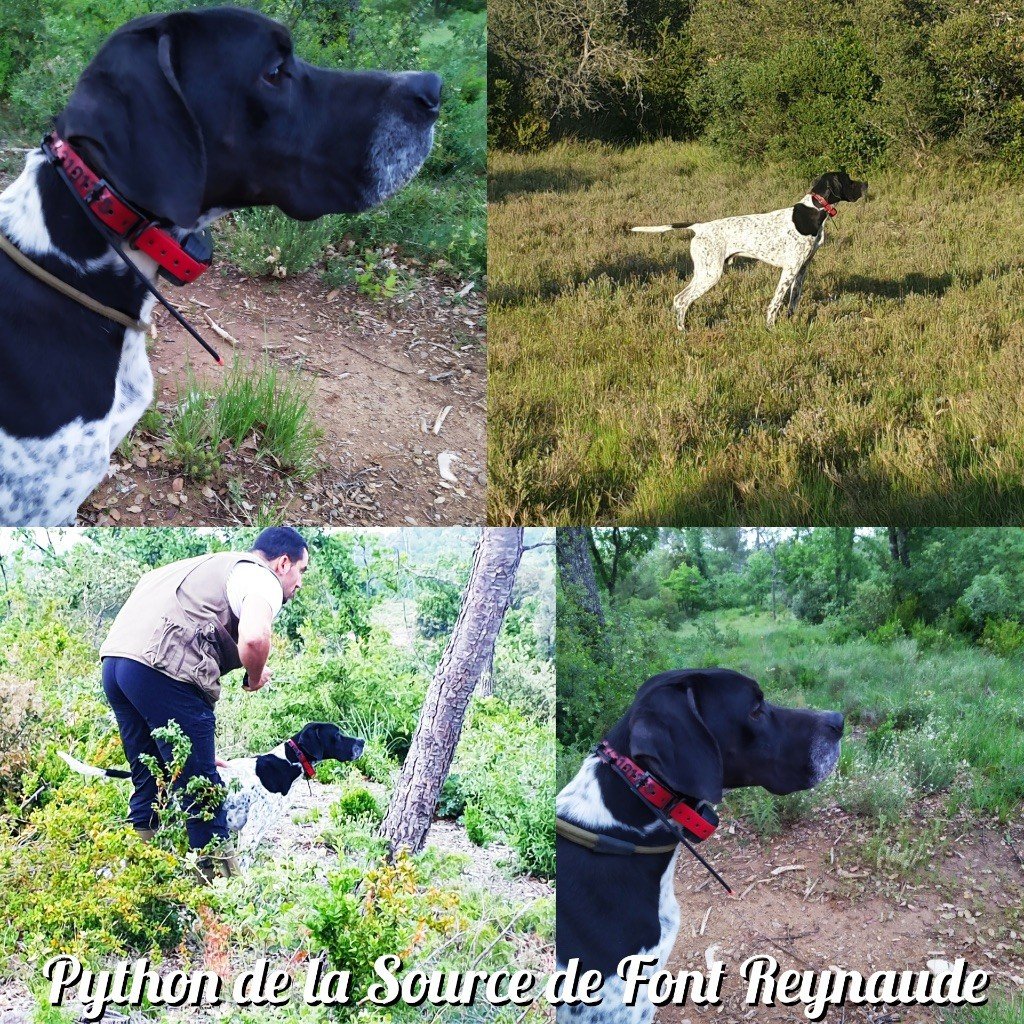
(631, 171), (867, 329)
(555, 669), (844, 1023)
(59, 721), (365, 859)
(0, 6), (441, 526)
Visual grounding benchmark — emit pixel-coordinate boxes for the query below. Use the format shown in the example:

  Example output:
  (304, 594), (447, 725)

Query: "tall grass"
(167, 360), (322, 482)
(489, 142), (1024, 524)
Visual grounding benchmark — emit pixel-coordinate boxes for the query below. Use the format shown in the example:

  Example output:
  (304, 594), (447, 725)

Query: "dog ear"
(57, 18), (207, 226)
(628, 683), (723, 803)
(792, 204), (825, 236)
(255, 754), (302, 795)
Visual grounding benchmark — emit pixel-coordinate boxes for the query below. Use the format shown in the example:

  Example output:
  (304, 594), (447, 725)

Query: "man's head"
(251, 526), (309, 603)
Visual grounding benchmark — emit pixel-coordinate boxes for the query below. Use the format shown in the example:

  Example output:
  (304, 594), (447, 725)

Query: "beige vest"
(100, 552), (279, 704)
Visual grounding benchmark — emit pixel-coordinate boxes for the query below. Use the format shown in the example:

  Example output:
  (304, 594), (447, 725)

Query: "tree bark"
(380, 528), (524, 854)
(557, 528), (605, 625)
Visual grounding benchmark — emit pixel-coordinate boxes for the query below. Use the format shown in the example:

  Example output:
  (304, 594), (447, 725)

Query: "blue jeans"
(101, 656), (228, 849)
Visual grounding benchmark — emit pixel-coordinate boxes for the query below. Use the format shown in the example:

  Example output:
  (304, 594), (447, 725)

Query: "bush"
(961, 573), (1014, 628)
(331, 785), (382, 823)
(305, 854), (461, 1007)
(980, 618), (1024, 658)
(699, 32), (887, 171)
(510, 791), (556, 878)
(0, 786), (199, 961)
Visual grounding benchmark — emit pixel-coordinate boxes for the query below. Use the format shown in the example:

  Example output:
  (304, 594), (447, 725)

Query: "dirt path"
(660, 805), (1024, 1022)
(85, 265), (486, 526)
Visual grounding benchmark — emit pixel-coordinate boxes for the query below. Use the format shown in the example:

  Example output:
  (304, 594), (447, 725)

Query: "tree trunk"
(380, 528), (524, 854)
(558, 528), (605, 625)
(887, 527), (911, 568)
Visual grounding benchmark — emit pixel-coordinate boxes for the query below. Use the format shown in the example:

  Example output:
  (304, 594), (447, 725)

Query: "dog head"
(810, 171), (868, 204)
(294, 722), (366, 765)
(56, 7), (440, 226)
(613, 668), (843, 804)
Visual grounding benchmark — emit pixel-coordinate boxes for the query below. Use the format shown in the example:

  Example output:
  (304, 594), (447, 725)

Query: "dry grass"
(488, 141), (1024, 524)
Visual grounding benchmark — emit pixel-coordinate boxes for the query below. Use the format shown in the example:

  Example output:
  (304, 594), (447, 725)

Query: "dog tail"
(630, 222), (693, 233)
(58, 751), (131, 779)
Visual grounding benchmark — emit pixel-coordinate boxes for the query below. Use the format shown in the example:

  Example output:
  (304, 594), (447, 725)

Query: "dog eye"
(750, 702), (764, 719)
(263, 62), (286, 85)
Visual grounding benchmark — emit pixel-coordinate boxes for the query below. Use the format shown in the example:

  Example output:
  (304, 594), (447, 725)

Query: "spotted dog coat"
(0, 6), (442, 525)
(556, 669), (844, 1024)
(631, 172), (867, 330)
(220, 724), (364, 864)
(59, 722), (364, 863)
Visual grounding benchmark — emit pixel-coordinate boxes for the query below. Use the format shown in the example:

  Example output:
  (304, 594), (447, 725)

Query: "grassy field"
(489, 142), (1024, 525)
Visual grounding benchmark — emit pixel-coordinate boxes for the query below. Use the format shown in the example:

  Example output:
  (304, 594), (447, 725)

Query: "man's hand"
(243, 668), (272, 691)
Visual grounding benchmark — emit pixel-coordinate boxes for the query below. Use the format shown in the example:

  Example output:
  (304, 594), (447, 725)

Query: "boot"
(194, 840), (241, 884)
(133, 826), (158, 842)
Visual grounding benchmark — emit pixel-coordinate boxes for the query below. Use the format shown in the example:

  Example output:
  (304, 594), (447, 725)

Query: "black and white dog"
(60, 721), (365, 859)
(0, 6), (441, 525)
(556, 669), (843, 1024)
(632, 172), (867, 329)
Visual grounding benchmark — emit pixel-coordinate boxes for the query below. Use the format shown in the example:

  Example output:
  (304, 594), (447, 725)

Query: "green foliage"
(980, 619), (1024, 658)
(491, 0), (1024, 168)
(305, 854), (461, 1008)
(222, 210), (338, 279)
(960, 572), (1014, 628)
(331, 785), (383, 823)
(0, 785), (200, 961)
(448, 698), (555, 877)
(663, 563), (707, 616)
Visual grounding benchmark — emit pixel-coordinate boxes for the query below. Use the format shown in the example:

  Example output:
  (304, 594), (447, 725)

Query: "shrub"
(221, 209), (338, 278)
(0, 786), (199, 961)
(980, 618), (1024, 658)
(961, 573), (1014, 628)
(305, 854), (461, 1007)
(463, 802), (494, 846)
(331, 786), (382, 823)
(836, 754), (911, 819)
(510, 791), (556, 879)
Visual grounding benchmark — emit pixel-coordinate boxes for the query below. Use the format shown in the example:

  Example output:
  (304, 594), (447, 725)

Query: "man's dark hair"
(252, 526), (308, 562)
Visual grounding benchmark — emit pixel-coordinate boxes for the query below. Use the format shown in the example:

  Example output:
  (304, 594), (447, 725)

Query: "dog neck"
(557, 754), (679, 845)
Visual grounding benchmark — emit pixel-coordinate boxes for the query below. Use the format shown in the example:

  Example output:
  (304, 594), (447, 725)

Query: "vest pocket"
(145, 613), (219, 691)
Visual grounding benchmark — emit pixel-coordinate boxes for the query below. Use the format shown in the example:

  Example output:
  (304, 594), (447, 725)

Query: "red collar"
(41, 132), (211, 285)
(287, 739), (317, 779)
(811, 192), (838, 218)
(595, 741), (717, 841)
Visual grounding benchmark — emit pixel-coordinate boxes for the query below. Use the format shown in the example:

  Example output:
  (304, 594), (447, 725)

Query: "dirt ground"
(660, 805), (1024, 1023)
(84, 264), (486, 527)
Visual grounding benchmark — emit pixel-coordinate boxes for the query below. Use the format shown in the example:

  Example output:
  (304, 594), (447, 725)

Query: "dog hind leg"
(673, 236), (724, 331)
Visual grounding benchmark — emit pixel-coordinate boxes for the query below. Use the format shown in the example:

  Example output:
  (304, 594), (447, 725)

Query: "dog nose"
(353, 740), (365, 759)
(825, 712), (845, 736)
(400, 72), (442, 118)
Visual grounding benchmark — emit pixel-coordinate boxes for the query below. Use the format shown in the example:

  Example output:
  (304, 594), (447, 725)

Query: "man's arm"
(237, 596), (275, 690)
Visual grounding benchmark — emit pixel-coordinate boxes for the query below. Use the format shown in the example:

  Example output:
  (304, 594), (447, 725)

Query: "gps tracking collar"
(43, 133), (212, 286)
(41, 131), (222, 363)
(555, 742), (733, 894)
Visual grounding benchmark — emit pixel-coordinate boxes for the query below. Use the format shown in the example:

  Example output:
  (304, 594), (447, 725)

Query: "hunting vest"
(100, 552), (279, 705)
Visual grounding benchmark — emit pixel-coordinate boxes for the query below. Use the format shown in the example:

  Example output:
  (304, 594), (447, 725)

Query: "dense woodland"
(489, 0), (1024, 169)
(0, 527), (553, 1022)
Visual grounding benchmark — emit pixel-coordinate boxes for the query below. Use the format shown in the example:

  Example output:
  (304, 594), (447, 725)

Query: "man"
(99, 526), (309, 879)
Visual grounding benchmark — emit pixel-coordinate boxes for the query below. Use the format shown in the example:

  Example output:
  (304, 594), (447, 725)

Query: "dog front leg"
(766, 269), (797, 327)
(787, 264), (810, 315)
